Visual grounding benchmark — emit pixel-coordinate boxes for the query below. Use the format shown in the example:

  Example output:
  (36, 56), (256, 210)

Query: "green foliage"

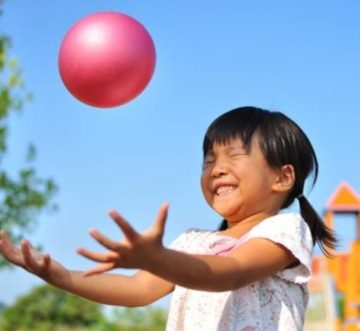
(112, 306), (167, 331)
(0, 25), (57, 268)
(0, 284), (168, 331)
(0, 284), (107, 331)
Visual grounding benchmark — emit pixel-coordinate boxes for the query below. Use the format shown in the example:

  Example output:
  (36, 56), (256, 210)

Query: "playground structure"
(304, 182), (360, 331)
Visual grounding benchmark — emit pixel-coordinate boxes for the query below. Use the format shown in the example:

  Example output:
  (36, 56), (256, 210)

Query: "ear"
(272, 164), (295, 193)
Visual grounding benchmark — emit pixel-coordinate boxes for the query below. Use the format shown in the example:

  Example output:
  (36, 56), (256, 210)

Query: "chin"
(214, 208), (238, 221)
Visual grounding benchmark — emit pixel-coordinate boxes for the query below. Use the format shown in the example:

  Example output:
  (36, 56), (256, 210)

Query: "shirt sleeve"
(168, 229), (198, 252)
(168, 232), (188, 251)
(245, 213), (313, 284)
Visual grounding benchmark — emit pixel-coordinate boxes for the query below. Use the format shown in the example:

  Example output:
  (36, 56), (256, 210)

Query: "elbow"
(194, 274), (240, 292)
(124, 292), (162, 307)
(201, 264), (250, 292)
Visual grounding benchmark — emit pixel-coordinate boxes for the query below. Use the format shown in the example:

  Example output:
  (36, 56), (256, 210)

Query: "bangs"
(202, 107), (266, 157)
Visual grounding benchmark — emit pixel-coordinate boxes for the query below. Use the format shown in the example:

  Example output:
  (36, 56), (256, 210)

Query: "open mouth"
(215, 185), (237, 196)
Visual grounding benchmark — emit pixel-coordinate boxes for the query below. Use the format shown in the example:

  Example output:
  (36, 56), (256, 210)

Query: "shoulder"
(247, 213), (314, 283)
(257, 212), (306, 228)
(251, 212), (312, 244)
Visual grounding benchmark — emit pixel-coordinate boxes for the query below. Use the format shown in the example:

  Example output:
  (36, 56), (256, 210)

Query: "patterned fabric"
(165, 213), (313, 331)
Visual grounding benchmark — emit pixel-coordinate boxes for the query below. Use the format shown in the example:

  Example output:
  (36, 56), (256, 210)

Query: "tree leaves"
(0, 31), (58, 268)
(0, 284), (167, 331)
(0, 284), (105, 331)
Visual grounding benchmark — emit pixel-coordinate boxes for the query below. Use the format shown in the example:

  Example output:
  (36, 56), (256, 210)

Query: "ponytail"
(298, 195), (337, 257)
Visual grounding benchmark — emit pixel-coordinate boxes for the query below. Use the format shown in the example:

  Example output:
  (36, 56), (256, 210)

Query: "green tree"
(112, 306), (167, 331)
(0, 284), (167, 331)
(0, 284), (111, 331)
(0, 7), (57, 268)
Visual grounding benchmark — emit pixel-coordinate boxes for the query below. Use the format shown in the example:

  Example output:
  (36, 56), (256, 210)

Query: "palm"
(77, 203), (169, 276)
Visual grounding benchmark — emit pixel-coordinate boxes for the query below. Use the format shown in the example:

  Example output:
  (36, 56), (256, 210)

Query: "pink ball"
(58, 12), (156, 108)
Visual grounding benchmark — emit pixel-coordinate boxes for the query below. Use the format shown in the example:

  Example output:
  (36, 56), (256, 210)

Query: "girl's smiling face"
(201, 136), (281, 226)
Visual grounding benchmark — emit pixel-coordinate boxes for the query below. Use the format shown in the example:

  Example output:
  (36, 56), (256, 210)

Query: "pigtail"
(205, 107), (338, 256)
(298, 195), (337, 257)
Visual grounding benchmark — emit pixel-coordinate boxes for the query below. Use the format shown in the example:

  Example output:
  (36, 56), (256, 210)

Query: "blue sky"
(1, 1), (360, 308)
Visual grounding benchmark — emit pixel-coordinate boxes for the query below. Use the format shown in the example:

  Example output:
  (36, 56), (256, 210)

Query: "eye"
(203, 157), (215, 167)
(229, 153), (247, 159)
(203, 159), (214, 165)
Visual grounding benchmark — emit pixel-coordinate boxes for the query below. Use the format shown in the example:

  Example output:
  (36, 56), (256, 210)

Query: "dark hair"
(203, 106), (336, 256)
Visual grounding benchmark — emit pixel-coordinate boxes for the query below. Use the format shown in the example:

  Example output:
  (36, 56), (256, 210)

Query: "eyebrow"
(226, 145), (246, 152)
(205, 143), (247, 156)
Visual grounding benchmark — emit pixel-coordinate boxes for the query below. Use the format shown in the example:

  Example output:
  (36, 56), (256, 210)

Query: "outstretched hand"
(0, 231), (52, 279)
(77, 203), (169, 277)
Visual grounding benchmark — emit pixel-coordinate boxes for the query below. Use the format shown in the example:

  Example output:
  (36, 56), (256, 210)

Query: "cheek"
(200, 173), (206, 193)
(200, 173), (211, 200)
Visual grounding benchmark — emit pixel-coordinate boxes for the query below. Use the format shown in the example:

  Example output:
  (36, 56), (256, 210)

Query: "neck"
(222, 211), (277, 239)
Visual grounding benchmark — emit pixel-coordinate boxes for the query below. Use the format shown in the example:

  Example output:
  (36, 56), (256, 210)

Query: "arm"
(0, 231), (174, 306)
(149, 238), (296, 292)
(58, 270), (174, 306)
(78, 204), (297, 292)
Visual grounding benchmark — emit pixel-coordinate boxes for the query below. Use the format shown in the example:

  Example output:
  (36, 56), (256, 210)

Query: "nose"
(210, 160), (228, 178)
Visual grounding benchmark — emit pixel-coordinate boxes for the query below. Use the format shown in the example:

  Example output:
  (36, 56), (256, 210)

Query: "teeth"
(216, 185), (235, 195)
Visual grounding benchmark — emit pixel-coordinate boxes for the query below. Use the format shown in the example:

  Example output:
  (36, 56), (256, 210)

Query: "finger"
(0, 231), (14, 247)
(88, 229), (119, 251)
(0, 233), (22, 264)
(109, 210), (139, 242)
(154, 202), (169, 234)
(1, 232), (21, 256)
(82, 262), (115, 277)
(77, 247), (119, 263)
(0, 231), (5, 253)
(42, 253), (51, 270)
(21, 240), (40, 270)
(1, 231), (19, 258)
(0, 232), (6, 255)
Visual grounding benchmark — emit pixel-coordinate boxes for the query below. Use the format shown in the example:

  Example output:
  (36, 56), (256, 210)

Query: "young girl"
(0, 106), (335, 330)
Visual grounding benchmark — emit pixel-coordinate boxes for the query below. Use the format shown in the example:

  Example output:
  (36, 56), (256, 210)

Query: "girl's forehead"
(207, 137), (248, 153)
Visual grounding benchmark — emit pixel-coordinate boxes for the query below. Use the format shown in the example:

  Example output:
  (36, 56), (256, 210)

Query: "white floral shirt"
(166, 213), (313, 331)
